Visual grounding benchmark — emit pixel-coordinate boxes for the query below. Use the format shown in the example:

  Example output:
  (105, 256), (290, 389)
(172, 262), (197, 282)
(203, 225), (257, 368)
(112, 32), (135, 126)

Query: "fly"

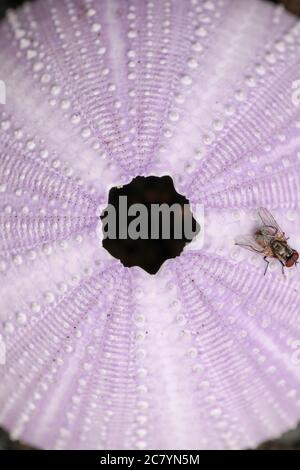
(235, 207), (299, 275)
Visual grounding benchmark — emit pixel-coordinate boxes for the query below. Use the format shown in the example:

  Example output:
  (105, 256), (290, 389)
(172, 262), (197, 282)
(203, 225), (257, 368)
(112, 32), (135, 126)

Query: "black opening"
(101, 175), (200, 274)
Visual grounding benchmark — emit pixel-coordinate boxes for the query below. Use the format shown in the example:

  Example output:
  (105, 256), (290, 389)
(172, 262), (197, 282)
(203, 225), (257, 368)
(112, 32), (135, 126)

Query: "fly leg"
(279, 260), (285, 276)
(263, 256), (270, 276)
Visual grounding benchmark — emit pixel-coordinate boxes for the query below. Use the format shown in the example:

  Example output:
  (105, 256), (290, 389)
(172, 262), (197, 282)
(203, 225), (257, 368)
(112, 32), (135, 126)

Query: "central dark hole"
(101, 175), (200, 274)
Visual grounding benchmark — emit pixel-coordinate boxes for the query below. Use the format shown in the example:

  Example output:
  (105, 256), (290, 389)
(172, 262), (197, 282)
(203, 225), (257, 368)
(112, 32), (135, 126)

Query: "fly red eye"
(285, 259), (294, 268)
(285, 251), (299, 267)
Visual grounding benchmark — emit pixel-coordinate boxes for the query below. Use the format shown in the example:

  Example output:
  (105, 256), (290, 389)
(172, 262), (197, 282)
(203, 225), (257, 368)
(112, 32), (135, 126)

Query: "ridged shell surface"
(1, 0), (300, 450)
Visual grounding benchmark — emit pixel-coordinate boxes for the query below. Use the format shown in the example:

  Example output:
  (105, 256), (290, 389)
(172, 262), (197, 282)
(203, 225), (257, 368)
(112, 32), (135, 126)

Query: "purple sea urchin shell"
(1, 0), (300, 450)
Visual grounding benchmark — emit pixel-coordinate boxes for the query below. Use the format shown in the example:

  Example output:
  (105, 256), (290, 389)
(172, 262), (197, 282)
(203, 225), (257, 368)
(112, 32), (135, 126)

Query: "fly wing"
(235, 235), (267, 256)
(257, 207), (287, 240)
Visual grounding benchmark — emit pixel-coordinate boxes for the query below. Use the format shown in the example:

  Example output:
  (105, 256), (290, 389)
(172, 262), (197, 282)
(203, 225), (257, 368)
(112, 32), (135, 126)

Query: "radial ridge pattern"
(1, 0), (300, 450)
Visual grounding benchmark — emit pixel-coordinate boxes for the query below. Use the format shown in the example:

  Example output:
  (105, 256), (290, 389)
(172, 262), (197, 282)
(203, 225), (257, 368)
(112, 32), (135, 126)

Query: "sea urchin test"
(1, 0), (300, 451)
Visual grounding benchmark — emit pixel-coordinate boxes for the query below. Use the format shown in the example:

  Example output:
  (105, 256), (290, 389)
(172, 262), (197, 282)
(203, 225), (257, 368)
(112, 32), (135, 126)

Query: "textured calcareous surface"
(1, 0), (300, 450)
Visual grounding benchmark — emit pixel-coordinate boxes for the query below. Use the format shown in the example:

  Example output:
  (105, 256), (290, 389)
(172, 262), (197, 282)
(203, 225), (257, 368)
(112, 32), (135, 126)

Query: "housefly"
(235, 208), (299, 275)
